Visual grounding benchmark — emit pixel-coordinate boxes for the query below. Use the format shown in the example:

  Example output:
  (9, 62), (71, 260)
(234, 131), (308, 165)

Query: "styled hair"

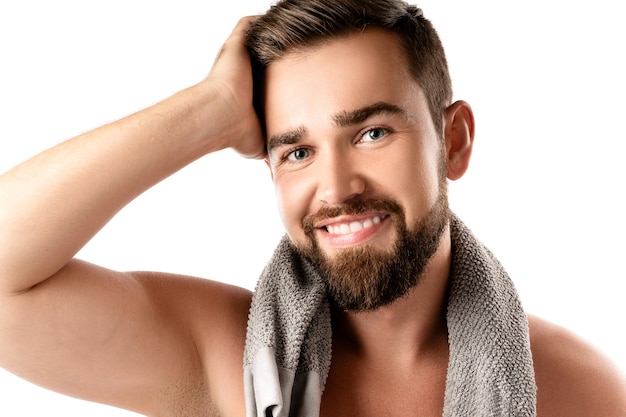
(246, 0), (452, 135)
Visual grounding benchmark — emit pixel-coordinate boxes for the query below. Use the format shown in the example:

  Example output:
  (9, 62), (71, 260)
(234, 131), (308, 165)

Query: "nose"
(315, 150), (366, 205)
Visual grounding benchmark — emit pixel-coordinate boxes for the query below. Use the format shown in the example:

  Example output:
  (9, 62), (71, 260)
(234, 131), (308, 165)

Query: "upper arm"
(529, 315), (626, 417)
(0, 259), (252, 416)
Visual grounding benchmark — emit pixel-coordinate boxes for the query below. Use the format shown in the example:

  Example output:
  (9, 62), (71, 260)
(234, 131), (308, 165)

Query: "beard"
(294, 186), (450, 313)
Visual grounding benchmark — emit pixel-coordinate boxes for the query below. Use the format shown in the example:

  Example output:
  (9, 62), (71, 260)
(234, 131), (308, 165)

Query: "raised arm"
(0, 16), (263, 295)
(0, 16), (261, 416)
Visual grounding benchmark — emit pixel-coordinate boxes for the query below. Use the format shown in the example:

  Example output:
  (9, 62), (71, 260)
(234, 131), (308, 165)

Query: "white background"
(1, 0), (624, 415)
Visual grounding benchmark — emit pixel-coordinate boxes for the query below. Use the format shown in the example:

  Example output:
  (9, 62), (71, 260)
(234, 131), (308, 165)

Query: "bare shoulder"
(134, 270), (253, 331)
(528, 314), (626, 417)
(133, 270), (253, 363)
(132, 271), (252, 416)
(0, 260), (253, 417)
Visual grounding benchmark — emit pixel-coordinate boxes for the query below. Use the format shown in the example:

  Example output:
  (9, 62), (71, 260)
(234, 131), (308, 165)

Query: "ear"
(443, 100), (475, 181)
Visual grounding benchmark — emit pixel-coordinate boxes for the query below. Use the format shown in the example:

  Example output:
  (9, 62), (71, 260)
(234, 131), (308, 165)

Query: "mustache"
(301, 196), (404, 235)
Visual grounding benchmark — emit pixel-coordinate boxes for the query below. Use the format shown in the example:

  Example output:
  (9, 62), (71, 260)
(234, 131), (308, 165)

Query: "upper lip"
(314, 213), (388, 229)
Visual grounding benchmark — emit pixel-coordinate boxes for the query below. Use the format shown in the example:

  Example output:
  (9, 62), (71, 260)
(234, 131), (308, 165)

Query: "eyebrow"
(267, 126), (308, 155)
(332, 101), (411, 127)
(267, 101), (410, 154)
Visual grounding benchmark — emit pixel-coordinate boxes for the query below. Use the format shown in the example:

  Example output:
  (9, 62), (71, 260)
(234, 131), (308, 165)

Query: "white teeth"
(349, 221), (363, 232)
(325, 216), (382, 235)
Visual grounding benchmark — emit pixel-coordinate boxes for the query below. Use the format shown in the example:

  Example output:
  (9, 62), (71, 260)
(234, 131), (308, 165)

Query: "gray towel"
(243, 213), (537, 416)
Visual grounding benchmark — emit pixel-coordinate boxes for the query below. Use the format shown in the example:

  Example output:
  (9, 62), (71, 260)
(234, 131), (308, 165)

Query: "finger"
(214, 15), (259, 64)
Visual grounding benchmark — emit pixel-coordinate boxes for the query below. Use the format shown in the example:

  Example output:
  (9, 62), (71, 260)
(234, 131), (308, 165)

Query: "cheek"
(377, 141), (442, 219)
(274, 174), (314, 240)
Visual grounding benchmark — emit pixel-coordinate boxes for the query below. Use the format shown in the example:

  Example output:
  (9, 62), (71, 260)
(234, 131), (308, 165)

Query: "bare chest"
(319, 359), (447, 417)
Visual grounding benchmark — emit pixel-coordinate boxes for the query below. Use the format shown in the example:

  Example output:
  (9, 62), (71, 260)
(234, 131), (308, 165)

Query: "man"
(0, 0), (624, 416)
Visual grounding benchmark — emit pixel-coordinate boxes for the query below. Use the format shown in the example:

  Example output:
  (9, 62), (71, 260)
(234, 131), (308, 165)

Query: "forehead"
(263, 28), (422, 135)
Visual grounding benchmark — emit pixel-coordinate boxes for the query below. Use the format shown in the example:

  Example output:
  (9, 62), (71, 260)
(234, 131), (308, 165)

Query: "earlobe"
(444, 100), (475, 181)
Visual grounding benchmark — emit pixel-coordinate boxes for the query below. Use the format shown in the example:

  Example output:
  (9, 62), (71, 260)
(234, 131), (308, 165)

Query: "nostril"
(317, 178), (366, 206)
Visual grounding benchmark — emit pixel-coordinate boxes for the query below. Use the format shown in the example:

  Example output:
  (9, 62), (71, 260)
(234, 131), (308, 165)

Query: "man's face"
(264, 28), (449, 311)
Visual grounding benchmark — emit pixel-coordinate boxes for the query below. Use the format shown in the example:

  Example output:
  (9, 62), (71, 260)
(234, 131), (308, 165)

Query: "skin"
(0, 16), (624, 417)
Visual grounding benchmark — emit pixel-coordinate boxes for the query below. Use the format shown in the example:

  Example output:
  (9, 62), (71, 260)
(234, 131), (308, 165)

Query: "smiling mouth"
(321, 215), (388, 235)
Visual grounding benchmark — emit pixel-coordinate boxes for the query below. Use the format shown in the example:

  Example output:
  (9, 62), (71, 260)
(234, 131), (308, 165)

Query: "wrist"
(182, 80), (248, 154)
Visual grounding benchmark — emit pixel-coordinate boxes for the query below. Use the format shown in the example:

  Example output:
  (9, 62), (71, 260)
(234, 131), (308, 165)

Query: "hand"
(207, 16), (265, 160)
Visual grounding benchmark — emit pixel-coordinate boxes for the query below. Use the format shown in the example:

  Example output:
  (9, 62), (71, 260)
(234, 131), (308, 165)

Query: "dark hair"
(246, 0), (452, 135)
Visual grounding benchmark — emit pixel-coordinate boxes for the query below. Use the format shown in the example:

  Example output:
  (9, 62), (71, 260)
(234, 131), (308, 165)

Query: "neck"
(331, 228), (452, 365)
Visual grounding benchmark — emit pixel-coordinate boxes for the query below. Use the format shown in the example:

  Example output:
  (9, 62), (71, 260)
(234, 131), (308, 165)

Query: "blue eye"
(362, 127), (387, 142)
(287, 148), (310, 161)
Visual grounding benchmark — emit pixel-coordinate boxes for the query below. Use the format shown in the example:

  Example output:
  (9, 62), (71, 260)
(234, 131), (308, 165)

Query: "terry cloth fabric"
(243, 213), (537, 417)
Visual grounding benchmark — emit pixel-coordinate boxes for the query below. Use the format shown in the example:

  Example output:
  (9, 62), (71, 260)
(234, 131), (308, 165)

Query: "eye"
(287, 147), (310, 161)
(360, 127), (388, 143)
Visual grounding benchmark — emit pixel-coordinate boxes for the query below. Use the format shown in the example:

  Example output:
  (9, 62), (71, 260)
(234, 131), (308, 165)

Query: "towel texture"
(243, 213), (536, 416)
